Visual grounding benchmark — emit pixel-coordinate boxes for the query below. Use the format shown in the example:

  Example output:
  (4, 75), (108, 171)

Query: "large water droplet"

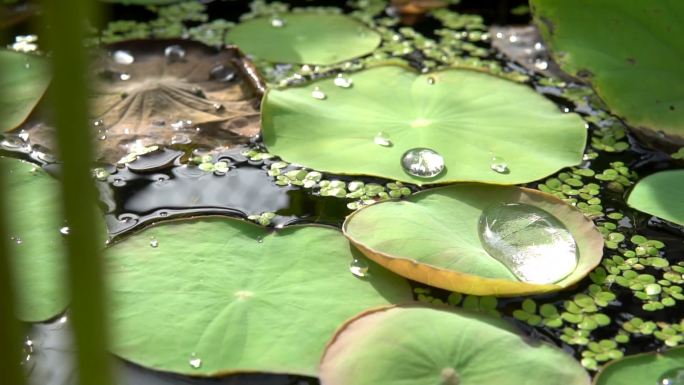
(333, 74), (352, 88)
(112, 50), (134, 65)
(349, 257), (369, 277)
(149, 237), (159, 248)
(490, 156), (509, 174)
(374, 132), (392, 147)
(401, 148), (445, 178)
(189, 353), (202, 369)
(164, 45), (186, 63)
(659, 368), (684, 385)
(311, 86), (326, 100)
(478, 203), (578, 284)
(271, 18), (285, 28)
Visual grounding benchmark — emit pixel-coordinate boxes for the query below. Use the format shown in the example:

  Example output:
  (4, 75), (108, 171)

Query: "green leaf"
(320, 305), (590, 385)
(531, 0), (684, 139)
(0, 50), (51, 132)
(99, 0), (181, 3)
(227, 13), (381, 65)
(594, 346), (684, 385)
(343, 185), (604, 296)
(104, 218), (411, 376)
(627, 170), (684, 226)
(263, 65), (587, 185)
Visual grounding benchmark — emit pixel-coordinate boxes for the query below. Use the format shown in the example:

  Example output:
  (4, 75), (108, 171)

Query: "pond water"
(2, 0), (684, 384)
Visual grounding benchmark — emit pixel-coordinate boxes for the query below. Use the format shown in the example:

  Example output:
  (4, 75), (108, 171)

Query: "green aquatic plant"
(627, 170), (684, 227)
(0, 50), (50, 132)
(593, 346), (684, 385)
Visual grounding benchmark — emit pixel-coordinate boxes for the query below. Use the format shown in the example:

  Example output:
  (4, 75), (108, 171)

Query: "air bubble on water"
(112, 50), (134, 65)
(164, 45), (186, 63)
(401, 148), (445, 178)
(271, 17), (285, 28)
(311, 87), (326, 100)
(349, 257), (369, 278)
(374, 132), (392, 147)
(149, 237), (159, 248)
(490, 156), (509, 174)
(333, 74), (352, 88)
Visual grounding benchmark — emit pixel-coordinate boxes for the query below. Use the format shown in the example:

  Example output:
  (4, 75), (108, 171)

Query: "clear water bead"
(271, 18), (285, 28)
(112, 50), (134, 65)
(427, 76), (435, 85)
(149, 237), (159, 248)
(333, 74), (352, 88)
(119, 72), (131, 81)
(349, 257), (369, 277)
(311, 87), (326, 100)
(490, 156), (509, 174)
(59, 226), (70, 235)
(164, 45), (186, 62)
(659, 368), (684, 385)
(374, 132), (392, 147)
(189, 354), (202, 369)
(401, 148), (445, 178)
(209, 64), (236, 82)
(478, 203), (578, 284)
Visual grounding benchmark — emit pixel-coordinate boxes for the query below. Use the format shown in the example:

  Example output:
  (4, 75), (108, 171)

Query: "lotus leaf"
(593, 346), (684, 385)
(531, 0), (684, 140)
(226, 13), (381, 65)
(627, 170), (684, 227)
(343, 185), (604, 295)
(320, 305), (590, 385)
(263, 65), (587, 185)
(104, 217), (411, 376)
(0, 50), (50, 132)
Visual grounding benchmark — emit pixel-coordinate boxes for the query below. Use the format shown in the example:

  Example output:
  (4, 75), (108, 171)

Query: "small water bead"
(212, 102), (223, 111)
(112, 50), (134, 65)
(112, 178), (126, 187)
(23, 337), (34, 363)
(170, 134), (191, 145)
(119, 72), (131, 81)
(189, 354), (202, 369)
(478, 203), (579, 284)
(374, 132), (392, 147)
(659, 368), (684, 385)
(427, 76), (435, 85)
(311, 87), (326, 100)
(171, 119), (193, 130)
(534, 59), (549, 71)
(164, 45), (186, 63)
(270, 18), (285, 28)
(401, 148), (445, 178)
(209, 64), (236, 82)
(490, 156), (509, 174)
(333, 74), (353, 88)
(59, 226), (70, 236)
(149, 237), (159, 248)
(10, 236), (22, 245)
(349, 257), (369, 278)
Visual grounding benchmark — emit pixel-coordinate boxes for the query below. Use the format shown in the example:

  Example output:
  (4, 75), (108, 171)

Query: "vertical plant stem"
(39, 1), (113, 384)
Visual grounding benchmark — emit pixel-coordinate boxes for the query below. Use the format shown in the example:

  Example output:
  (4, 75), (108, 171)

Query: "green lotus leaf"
(0, 50), (50, 132)
(2, 157), (67, 321)
(104, 217), (411, 376)
(627, 170), (684, 227)
(263, 65), (587, 185)
(343, 184), (604, 296)
(320, 305), (590, 385)
(593, 346), (684, 385)
(531, 0), (684, 139)
(226, 13), (381, 65)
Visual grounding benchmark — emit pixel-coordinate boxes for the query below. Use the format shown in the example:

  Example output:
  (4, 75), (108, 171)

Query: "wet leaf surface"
(627, 170), (684, 227)
(0, 50), (50, 132)
(593, 346), (684, 385)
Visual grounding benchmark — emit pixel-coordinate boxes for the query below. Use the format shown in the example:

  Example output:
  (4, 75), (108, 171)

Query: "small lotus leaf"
(343, 184), (604, 295)
(627, 170), (684, 226)
(263, 65), (587, 185)
(320, 305), (590, 385)
(593, 346), (684, 385)
(0, 50), (50, 132)
(104, 217), (411, 376)
(531, 0), (684, 140)
(226, 13), (381, 65)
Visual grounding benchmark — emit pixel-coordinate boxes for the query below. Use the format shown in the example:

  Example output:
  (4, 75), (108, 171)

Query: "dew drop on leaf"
(333, 74), (353, 88)
(112, 50), (134, 65)
(164, 45), (186, 63)
(401, 148), (445, 178)
(374, 132), (392, 147)
(490, 156), (509, 174)
(311, 86), (327, 100)
(349, 257), (369, 278)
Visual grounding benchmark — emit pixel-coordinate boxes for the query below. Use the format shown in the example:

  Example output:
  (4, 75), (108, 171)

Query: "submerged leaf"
(105, 218), (411, 376)
(627, 170), (684, 227)
(227, 13), (381, 65)
(263, 65), (587, 185)
(594, 346), (684, 385)
(320, 305), (590, 385)
(0, 50), (50, 132)
(343, 184), (604, 295)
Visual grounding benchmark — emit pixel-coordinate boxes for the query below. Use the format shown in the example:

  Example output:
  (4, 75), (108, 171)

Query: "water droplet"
(212, 102), (223, 111)
(490, 156), (509, 174)
(401, 148), (445, 178)
(112, 178), (126, 187)
(333, 74), (352, 88)
(349, 257), (369, 277)
(374, 132), (392, 147)
(22, 337), (34, 364)
(189, 353), (202, 369)
(659, 368), (684, 385)
(119, 72), (131, 81)
(427, 76), (435, 85)
(209, 64), (236, 82)
(1, 135), (28, 150)
(10, 236), (22, 245)
(170, 134), (191, 145)
(534, 59), (549, 70)
(311, 86), (326, 100)
(149, 237), (159, 248)
(478, 203), (578, 284)
(112, 50), (134, 65)
(164, 45), (186, 63)
(271, 17), (285, 28)
(59, 226), (70, 235)
(171, 119), (193, 130)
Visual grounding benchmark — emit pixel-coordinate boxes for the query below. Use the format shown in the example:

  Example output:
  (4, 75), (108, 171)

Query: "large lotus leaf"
(2, 157), (67, 321)
(262, 65), (587, 185)
(343, 184), (604, 295)
(627, 170), (684, 227)
(531, 0), (684, 139)
(0, 50), (50, 132)
(23, 39), (263, 163)
(320, 305), (590, 385)
(594, 346), (684, 385)
(104, 217), (411, 376)
(226, 13), (381, 65)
